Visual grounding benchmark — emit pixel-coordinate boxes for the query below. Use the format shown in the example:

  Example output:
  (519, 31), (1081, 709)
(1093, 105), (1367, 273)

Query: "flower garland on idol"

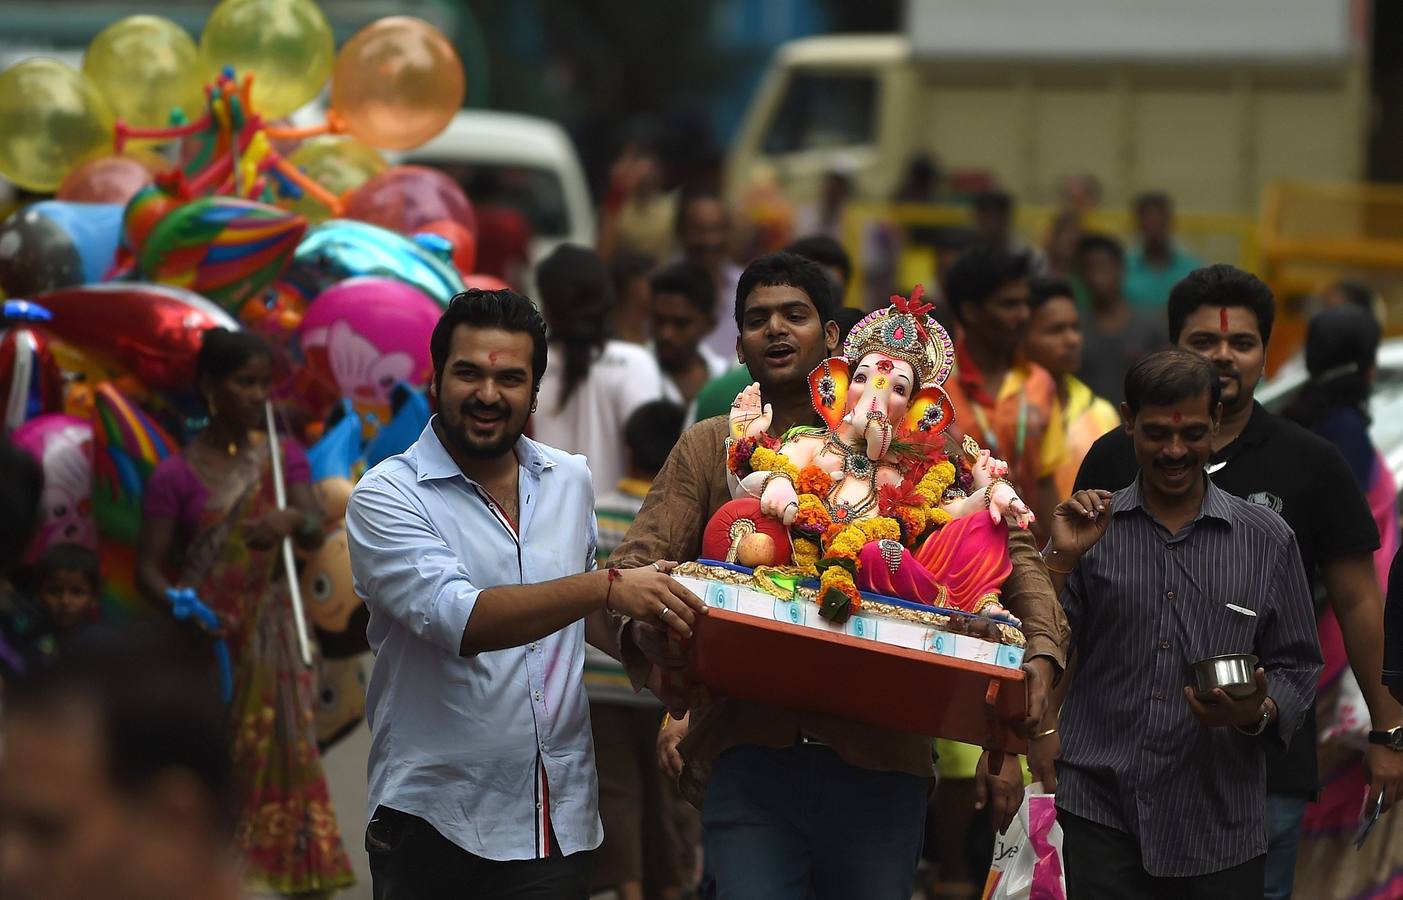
(727, 431), (974, 623)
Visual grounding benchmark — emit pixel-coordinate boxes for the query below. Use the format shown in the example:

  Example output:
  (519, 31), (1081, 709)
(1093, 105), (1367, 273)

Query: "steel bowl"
(1191, 654), (1258, 700)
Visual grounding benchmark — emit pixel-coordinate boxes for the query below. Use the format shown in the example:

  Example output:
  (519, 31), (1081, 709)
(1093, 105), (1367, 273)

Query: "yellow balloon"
(280, 135), (387, 223)
(0, 60), (115, 193)
(84, 16), (208, 130)
(200, 0), (334, 119)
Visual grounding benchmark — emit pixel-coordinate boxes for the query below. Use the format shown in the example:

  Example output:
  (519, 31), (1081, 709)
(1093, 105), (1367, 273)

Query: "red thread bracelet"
(605, 567), (622, 611)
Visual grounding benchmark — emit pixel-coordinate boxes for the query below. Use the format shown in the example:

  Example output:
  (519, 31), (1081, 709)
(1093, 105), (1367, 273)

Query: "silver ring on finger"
(652, 562), (662, 572)
(658, 606), (672, 619)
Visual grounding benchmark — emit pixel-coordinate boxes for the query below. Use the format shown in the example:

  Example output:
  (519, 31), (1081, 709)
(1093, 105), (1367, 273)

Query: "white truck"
(726, 0), (1369, 215)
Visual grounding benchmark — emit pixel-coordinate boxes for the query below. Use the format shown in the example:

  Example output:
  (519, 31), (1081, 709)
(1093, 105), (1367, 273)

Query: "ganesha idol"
(710, 287), (1031, 627)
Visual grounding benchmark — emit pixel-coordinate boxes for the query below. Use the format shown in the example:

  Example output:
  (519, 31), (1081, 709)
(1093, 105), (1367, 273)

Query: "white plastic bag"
(983, 783), (1067, 900)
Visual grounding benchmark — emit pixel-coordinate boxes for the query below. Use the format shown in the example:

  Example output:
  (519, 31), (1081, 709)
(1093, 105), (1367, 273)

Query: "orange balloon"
(418, 218), (476, 275)
(56, 154), (157, 204)
(330, 16), (464, 151)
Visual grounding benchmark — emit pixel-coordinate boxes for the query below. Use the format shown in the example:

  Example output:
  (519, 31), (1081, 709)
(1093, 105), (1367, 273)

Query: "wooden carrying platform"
(688, 606), (1029, 754)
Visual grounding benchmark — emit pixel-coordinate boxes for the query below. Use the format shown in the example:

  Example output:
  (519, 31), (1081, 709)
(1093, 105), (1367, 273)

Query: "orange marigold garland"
(793, 494), (832, 536)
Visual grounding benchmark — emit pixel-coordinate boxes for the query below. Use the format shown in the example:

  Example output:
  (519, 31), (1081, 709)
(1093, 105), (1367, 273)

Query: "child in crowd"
(32, 543), (100, 631)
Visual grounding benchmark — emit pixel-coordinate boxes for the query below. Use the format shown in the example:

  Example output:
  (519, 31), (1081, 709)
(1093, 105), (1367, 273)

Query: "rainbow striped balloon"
(133, 196), (307, 314)
(91, 381), (177, 621)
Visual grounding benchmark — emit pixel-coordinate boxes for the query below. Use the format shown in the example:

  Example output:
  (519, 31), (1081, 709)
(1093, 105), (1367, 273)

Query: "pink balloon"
(343, 165), (477, 238)
(12, 414), (97, 556)
(298, 276), (441, 411)
(57, 155), (157, 205)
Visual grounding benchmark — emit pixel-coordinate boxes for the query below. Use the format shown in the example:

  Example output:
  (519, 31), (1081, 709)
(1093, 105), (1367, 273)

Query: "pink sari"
(1295, 452), (1402, 899)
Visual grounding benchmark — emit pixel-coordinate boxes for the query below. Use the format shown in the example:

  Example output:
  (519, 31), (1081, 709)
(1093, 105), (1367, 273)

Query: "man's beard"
(438, 403), (524, 460)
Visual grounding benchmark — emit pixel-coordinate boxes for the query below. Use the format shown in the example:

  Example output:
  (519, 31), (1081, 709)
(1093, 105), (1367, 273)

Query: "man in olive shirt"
(611, 252), (1070, 899)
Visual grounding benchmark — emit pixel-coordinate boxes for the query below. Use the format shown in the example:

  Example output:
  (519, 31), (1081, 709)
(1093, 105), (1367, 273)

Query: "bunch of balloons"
(0, 1), (486, 635)
(0, 0), (465, 196)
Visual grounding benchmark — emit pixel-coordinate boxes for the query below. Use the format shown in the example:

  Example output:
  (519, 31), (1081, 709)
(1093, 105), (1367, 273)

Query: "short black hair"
(973, 190), (1012, 215)
(0, 435), (42, 578)
(1167, 264), (1276, 346)
(5, 624), (236, 836)
(733, 251), (838, 329)
(1076, 233), (1124, 265)
(34, 542), (100, 592)
(610, 250), (656, 300)
(650, 261), (715, 319)
(1028, 275), (1077, 311)
(942, 245), (1033, 323)
(196, 327), (269, 385)
(1123, 348), (1221, 419)
(623, 400), (686, 476)
(1134, 191), (1172, 216)
(833, 306), (865, 345)
(786, 235), (853, 290)
(430, 289), (549, 392)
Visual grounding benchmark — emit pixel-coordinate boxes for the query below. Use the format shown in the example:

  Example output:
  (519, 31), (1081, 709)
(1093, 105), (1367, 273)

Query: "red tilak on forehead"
(489, 351), (500, 365)
(1172, 411), (1182, 423)
(875, 359), (895, 373)
(1219, 307), (1229, 333)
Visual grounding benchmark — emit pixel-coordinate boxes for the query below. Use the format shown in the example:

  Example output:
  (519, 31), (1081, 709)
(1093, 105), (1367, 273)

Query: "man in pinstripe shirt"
(1040, 350), (1322, 899)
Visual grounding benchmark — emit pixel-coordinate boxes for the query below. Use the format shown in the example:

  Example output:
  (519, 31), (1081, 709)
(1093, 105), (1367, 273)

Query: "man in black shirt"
(1070, 265), (1403, 900)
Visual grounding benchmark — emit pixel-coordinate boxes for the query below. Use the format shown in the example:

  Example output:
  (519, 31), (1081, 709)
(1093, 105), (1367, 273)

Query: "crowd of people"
(4, 153), (1403, 900)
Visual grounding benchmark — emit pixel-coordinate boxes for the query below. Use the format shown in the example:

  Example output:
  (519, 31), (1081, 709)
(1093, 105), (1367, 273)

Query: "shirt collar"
(1064, 375), (1095, 418)
(1113, 473), (1235, 527)
(414, 416), (556, 483)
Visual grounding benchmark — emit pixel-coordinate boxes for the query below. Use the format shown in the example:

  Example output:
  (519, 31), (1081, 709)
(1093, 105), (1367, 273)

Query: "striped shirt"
(1056, 477), (1322, 877)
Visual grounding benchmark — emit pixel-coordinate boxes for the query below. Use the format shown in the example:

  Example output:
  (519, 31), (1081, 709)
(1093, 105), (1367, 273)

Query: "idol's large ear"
(808, 357), (850, 430)
(899, 385), (955, 438)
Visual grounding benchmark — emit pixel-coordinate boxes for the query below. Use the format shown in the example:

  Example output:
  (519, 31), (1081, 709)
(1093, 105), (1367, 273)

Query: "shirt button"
(1166, 591), (1176, 601)
(536, 801), (542, 810)
(539, 740), (546, 751)
(529, 643), (538, 651)
(1152, 690), (1165, 700)
(534, 690), (542, 701)
(1159, 640), (1171, 650)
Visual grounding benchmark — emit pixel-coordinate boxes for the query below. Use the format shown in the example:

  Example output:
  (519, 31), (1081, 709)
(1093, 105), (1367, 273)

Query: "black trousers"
(1060, 809), (1265, 900)
(366, 805), (594, 900)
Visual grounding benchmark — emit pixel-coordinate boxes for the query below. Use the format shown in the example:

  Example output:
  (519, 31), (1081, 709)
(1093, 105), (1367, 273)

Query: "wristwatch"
(1236, 699), (1274, 736)
(1368, 726), (1403, 751)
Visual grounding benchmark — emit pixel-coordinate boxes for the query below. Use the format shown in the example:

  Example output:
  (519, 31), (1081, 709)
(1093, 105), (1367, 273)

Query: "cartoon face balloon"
(298, 276), (439, 421)
(300, 528), (360, 633)
(11, 415), (97, 555)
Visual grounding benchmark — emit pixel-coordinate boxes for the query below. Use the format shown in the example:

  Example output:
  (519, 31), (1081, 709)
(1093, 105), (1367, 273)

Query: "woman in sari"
(136, 328), (354, 896)
(1284, 305), (1403, 899)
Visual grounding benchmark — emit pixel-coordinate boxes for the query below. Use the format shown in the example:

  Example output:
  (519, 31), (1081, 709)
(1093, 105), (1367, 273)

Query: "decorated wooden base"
(675, 562), (1030, 753)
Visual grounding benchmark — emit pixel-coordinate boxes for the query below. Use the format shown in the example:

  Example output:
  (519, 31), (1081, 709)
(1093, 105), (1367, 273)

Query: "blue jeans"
(1263, 792), (1310, 900)
(701, 743), (930, 900)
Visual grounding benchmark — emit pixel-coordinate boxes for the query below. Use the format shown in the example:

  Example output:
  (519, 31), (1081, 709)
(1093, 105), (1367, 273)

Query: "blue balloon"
(0, 201), (123, 297)
(307, 399), (363, 482)
(285, 219), (465, 306)
(29, 201), (124, 283)
(364, 382), (430, 470)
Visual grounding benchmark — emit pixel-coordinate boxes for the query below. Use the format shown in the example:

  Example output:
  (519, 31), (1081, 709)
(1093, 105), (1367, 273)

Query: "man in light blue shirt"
(346, 289), (705, 899)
